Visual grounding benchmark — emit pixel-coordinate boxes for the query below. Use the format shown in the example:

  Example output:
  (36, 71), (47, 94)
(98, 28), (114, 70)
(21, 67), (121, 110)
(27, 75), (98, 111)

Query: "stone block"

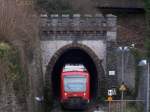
(107, 31), (117, 41)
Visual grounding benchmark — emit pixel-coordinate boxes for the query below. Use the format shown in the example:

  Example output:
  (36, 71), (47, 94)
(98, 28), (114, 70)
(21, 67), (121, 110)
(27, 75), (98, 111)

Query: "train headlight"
(83, 93), (86, 96)
(64, 93), (67, 96)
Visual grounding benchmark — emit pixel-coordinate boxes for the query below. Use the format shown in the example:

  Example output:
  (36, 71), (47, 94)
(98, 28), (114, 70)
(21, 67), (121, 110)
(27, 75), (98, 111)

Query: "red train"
(60, 64), (90, 109)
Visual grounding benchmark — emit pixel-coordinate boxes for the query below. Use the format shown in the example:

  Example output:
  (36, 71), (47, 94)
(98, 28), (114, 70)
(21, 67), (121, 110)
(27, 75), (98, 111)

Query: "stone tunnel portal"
(52, 48), (98, 100)
(45, 44), (106, 103)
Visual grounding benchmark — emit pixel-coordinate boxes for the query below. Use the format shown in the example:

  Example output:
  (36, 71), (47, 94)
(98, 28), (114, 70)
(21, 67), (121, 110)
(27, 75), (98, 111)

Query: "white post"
(109, 101), (111, 112)
(121, 91), (124, 112)
(146, 61), (149, 112)
(121, 50), (124, 83)
(118, 46), (129, 112)
(121, 48), (124, 112)
(138, 59), (149, 112)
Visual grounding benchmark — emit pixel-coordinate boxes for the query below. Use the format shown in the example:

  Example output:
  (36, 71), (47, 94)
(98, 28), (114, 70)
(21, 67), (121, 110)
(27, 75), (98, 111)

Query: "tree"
(36, 0), (74, 14)
(0, 1), (40, 112)
(0, 0), (39, 46)
(36, 0), (98, 14)
(144, 0), (150, 58)
(0, 0), (40, 74)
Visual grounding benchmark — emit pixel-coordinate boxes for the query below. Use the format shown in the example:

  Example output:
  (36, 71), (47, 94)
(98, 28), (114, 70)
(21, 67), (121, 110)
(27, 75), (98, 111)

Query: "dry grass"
(0, 0), (39, 47)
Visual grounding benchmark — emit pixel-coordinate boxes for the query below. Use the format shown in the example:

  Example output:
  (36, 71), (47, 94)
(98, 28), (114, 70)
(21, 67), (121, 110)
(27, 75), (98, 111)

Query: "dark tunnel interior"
(51, 48), (98, 101)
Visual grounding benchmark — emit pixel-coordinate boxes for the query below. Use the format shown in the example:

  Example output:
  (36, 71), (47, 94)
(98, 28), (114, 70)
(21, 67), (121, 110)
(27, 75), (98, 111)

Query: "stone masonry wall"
(40, 14), (117, 75)
(117, 13), (146, 46)
(40, 14), (118, 110)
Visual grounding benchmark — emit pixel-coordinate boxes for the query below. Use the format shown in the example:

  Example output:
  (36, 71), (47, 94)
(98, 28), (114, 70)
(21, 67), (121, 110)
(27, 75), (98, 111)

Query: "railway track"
(50, 103), (107, 112)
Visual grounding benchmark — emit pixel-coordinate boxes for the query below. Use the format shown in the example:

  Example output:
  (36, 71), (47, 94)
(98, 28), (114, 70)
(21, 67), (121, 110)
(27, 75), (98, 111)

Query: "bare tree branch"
(0, 0), (39, 47)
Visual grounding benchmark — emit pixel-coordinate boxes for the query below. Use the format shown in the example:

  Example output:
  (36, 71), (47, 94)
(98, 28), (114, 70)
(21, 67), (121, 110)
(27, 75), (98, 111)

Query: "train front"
(60, 64), (90, 109)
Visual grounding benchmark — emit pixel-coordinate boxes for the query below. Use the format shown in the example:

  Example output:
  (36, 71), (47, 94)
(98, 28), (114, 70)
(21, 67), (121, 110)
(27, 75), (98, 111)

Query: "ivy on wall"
(144, 0), (150, 59)
(0, 42), (28, 101)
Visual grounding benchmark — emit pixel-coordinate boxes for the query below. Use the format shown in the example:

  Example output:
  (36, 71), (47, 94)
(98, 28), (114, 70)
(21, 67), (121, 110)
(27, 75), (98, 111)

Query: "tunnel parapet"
(40, 14), (117, 41)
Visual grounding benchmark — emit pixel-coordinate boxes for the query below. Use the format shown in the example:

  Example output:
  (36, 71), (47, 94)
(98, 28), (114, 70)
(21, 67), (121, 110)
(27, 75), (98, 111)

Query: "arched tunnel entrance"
(52, 48), (98, 100)
(45, 44), (106, 109)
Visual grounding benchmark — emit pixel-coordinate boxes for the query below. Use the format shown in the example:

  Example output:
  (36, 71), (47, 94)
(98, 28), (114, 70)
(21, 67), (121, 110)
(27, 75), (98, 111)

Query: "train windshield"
(64, 75), (86, 92)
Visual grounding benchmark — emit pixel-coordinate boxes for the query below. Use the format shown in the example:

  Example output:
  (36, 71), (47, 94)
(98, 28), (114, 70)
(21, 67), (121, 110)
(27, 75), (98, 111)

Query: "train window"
(64, 76), (86, 92)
